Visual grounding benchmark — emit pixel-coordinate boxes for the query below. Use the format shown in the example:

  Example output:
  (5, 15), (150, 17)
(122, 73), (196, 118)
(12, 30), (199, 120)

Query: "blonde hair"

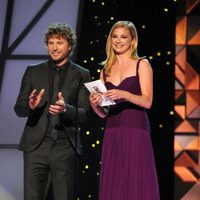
(101, 21), (142, 75)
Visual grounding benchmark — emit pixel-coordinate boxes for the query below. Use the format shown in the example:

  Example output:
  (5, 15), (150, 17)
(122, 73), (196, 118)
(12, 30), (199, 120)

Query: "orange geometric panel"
(188, 106), (200, 118)
(175, 90), (184, 101)
(185, 136), (200, 150)
(186, 91), (200, 116)
(175, 120), (197, 133)
(185, 63), (200, 90)
(174, 140), (184, 157)
(175, 151), (197, 167)
(175, 166), (198, 182)
(181, 182), (200, 200)
(188, 30), (200, 45)
(175, 64), (185, 86)
(176, 47), (186, 71)
(176, 16), (187, 45)
(175, 105), (186, 119)
(175, 0), (200, 199)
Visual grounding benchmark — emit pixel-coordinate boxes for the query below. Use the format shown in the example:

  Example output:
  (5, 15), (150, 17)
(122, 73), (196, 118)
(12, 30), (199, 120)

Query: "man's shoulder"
(28, 60), (48, 69)
(27, 60), (48, 71)
(69, 60), (90, 74)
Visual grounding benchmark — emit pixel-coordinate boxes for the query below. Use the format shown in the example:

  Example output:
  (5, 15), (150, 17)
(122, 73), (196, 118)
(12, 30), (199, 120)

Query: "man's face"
(47, 35), (71, 66)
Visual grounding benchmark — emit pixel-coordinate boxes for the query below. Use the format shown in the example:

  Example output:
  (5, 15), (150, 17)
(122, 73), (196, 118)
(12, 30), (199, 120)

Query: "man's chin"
(51, 57), (67, 65)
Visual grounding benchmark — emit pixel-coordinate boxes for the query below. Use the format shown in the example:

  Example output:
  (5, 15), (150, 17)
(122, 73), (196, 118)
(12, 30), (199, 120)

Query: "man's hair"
(44, 23), (77, 55)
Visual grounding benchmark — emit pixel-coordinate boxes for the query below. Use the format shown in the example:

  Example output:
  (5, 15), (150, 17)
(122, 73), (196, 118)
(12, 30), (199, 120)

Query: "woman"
(89, 21), (160, 200)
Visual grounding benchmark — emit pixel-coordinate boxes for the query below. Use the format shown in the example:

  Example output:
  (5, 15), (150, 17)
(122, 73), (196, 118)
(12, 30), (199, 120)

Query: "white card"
(84, 79), (116, 107)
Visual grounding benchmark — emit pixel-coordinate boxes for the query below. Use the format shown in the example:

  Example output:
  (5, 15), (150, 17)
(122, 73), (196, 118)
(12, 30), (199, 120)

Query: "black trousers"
(23, 137), (78, 200)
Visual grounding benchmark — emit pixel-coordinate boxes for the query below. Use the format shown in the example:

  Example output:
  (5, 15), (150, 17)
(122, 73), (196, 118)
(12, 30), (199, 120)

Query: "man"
(14, 23), (91, 200)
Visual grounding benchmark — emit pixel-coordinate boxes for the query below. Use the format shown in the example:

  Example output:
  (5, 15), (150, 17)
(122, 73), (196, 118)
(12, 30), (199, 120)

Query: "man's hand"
(29, 89), (45, 110)
(49, 92), (66, 115)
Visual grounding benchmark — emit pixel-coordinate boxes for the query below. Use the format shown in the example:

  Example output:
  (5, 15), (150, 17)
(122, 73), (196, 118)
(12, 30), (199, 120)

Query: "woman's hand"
(89, 93), (103, 107)
(104, 89), (127, 100)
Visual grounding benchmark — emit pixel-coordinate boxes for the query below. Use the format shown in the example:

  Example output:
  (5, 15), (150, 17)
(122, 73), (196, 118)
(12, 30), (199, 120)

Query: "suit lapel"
(41, 61), (50, 104)
(61, 60), (76, 92)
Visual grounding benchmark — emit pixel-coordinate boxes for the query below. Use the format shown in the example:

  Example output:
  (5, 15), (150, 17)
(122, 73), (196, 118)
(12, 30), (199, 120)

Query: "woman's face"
(111, 27), (133, 55)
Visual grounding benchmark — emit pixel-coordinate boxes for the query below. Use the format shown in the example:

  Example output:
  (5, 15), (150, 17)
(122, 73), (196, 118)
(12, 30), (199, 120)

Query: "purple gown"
(99, 59), (160, 200)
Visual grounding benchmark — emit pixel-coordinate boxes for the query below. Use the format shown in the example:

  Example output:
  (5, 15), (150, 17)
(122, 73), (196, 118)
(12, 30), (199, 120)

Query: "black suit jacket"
(14, 59), (91, 155)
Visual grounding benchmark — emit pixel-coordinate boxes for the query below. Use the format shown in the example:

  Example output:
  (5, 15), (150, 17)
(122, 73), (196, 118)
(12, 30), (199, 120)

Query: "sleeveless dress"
(99, 59), (160, 200)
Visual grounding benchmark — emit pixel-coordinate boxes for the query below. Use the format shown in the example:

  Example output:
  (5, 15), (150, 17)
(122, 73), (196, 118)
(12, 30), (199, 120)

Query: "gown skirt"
(99, 127), (160, 200)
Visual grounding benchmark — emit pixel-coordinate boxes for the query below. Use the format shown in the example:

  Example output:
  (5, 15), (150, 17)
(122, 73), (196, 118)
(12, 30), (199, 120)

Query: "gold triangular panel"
(176, 48), (186, 71)
(188, 106), (200, 119)
(175, 166), (198, 182)
(175, 151), (197, 167)
(175, 105), (186, 119)
(186, 91), (200, 116)
(176, 16), (187, 45)
(175, 80), (184, 90)
(175, 120), (196, 133)
(185, 63), (200, 90)
(188, 30), (200, 45)
(175, 64), (186, 86)
(181, 181), (200, 199)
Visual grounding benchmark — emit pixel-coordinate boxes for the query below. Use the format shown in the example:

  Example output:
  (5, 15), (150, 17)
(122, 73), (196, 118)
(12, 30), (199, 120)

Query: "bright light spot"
(149, 56), (153, 60)
(167, 51), (171, 55)
(142, 25), (146, 29)
(170, 111), (174, 115)
(86, 131), (90, 135)
(157, 52), (161, 56)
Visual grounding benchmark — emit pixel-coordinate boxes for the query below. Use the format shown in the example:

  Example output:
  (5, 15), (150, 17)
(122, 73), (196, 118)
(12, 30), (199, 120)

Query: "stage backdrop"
(174, 1), (200, 200)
